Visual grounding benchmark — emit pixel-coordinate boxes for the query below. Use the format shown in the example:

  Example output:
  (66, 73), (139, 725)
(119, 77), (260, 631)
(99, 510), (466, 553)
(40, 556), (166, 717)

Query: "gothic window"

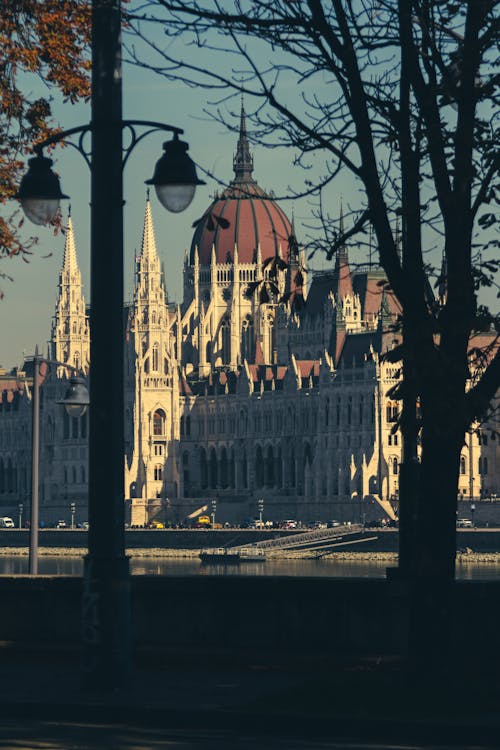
(255, 445), (264, 488)
(265, 446), (275, 487)
(392, 457), (398, 475)
(386, 401), (398, 423)
(63, 411), (70, 440)
(325, 399), (329, 428)
(180, 416), (185, 436)
(209, 448), (218, 488)
(479, 457), (488, 475)
(74, 354), (80, 371)
(72, 466), (77, 483)
(152, 343), (159, 372)
(152, 311), (156, 324)
(241, 316), (254, 362)
(394, 433), (398, 446)
(200, 448), (208, 489)
(221, 318), (230, 363)
(290, 448), (296, 487)
(241, 449), (248, 489)
(388, 434), (392, 446)
(153, 409), (166, 436)
(336, 398), (341, 427)
(154, 465), (163, 481)
(347, 396), (352, 425)
(220, 447), (228, 488)
(81, 413), (87, 439)
(72, 322), (77, 333)
(164, 358), (169, 375)
(460, 456), (466, 475)
(64, 467), (68, 484)
(206, 341), (211, 364)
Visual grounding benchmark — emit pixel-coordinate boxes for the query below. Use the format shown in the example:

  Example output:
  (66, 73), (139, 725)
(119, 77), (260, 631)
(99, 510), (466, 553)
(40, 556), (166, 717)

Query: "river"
(0, 555), (499, 579)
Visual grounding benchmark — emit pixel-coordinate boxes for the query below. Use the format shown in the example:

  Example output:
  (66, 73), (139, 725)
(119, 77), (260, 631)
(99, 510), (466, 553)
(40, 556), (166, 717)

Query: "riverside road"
(1, 527), (500, 552)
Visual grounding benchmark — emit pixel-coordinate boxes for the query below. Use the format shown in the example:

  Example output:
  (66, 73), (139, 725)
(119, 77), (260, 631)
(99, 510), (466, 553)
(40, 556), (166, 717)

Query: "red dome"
(190, 101), (293, 266)
(190, 183), (292, 265)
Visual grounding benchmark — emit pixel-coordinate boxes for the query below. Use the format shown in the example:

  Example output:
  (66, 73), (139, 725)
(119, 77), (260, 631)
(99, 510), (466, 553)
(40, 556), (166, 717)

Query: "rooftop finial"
(232, 97), (254, 184)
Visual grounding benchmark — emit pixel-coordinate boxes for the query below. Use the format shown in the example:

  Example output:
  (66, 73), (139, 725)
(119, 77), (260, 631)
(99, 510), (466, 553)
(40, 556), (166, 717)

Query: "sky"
(0, 7), (496, 370)
(0, 56), (336, 371)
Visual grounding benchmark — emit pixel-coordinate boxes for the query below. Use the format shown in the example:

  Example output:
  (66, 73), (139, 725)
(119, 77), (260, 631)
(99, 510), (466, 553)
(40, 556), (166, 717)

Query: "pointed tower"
(51, 212), (90, 374)
(232, 98), (255, 185)
(133, 196), (170, 356)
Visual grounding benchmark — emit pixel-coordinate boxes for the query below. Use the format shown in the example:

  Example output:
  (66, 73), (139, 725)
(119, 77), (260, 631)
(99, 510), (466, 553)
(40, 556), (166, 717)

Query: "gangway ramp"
(235, 524), (369, 553)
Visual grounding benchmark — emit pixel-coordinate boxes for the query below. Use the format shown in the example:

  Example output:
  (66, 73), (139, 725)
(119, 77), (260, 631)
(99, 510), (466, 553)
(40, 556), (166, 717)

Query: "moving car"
(0, 517), (14, 528)
(457, 518), (473, 528)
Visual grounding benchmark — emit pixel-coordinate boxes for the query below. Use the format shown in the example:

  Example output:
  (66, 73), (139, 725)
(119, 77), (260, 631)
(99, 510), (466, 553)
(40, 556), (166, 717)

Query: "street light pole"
(81, 0), (130, 690)
(29, 347), (41, 574)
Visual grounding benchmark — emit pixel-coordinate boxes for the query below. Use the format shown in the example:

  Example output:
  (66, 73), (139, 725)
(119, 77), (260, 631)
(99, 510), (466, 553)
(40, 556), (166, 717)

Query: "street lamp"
(211, 498), (217, 529)
(18, 503), (23, 530)
(28, 348), (89, 575)
(70, 502), (77, 530)
(258, 498), (264, 528)
(15, 0), (205, 689)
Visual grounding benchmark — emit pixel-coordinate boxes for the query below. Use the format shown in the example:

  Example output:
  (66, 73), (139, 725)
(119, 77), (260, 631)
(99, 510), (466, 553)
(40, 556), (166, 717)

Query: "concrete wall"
(0, 576), (499, 659)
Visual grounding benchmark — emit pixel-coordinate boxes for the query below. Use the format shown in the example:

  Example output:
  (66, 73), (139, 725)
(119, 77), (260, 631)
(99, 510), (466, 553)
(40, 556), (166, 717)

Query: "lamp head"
(57, 376), (89, 418)
(146, 134), (205, 213)
(15, 152), (69, 225)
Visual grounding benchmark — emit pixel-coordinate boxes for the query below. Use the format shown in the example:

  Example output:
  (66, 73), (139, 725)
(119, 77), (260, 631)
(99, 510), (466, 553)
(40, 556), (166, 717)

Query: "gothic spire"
(140, 196), (158, 260)
(62, 214), (78, 273)
(232, 98), (254, 184)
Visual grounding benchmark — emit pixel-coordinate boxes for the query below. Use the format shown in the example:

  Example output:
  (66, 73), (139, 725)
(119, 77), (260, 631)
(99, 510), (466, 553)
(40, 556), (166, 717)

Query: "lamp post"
(211, 498), (217, 529)
(16, 0), (204, 689)
(258, 498), (264, 528)
(28, 348), (89, 575)
(18, 503), (23, 530)
(70, 502), (76, 530)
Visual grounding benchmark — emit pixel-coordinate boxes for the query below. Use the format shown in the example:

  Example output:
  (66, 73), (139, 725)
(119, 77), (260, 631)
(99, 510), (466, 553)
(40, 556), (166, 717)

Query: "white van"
(0, 517), (15, 528)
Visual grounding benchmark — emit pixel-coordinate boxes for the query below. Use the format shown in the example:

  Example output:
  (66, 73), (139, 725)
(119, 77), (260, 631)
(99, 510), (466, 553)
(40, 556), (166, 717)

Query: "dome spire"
(232, 97), (254, 184)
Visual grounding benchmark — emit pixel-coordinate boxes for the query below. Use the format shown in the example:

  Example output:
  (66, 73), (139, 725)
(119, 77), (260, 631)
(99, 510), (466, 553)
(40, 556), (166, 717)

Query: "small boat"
(199, 548), (241, 564)
(238, 548), (266, 563)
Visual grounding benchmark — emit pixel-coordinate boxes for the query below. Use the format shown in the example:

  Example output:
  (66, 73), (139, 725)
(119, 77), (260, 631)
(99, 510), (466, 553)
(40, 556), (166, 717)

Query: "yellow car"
(149, 520), (165, 529)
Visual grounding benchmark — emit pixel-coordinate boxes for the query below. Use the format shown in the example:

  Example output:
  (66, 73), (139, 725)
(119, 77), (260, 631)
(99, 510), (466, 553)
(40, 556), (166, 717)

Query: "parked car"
(457, 518), (473, 528)
(327, 520), (342, 528)
(0, 517), (15, 528)
(55, 520), (67, 529)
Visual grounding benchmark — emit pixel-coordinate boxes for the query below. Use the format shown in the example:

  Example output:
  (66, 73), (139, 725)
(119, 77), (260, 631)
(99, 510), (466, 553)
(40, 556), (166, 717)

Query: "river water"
(0, 555), (499, 579)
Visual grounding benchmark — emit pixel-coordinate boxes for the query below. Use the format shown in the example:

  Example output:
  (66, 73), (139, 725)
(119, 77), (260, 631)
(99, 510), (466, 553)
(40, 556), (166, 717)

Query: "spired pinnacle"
(232, 98), (255, 184)
(62, 214), (78, 273)
(140, 196), (158, 260)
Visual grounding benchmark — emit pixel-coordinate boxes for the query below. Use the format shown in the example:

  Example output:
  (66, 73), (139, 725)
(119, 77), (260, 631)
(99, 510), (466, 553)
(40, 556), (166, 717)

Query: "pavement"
(0, 645), (499, 749)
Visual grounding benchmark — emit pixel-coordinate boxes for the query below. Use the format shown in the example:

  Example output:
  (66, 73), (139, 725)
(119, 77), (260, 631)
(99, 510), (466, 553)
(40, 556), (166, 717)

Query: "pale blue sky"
(0, 58), (338, 370)
(1, 10), (496, 370)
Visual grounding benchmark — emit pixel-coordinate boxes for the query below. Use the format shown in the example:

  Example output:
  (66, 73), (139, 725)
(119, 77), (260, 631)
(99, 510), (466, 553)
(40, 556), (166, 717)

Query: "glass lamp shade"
(154, 183), (196, 213)
(146, 134), (205, 213)
(15, 153), (68, 225)
(21, 198), (61, 226)
(56, 376), (89, 418)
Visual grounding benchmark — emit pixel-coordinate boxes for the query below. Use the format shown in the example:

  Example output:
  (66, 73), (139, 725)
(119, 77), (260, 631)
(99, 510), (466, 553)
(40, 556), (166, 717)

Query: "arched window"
(154, 465), (163, 481)
(209, 448), (218, 488)
(63, 411), (70, 440)
(241, 449), (248, 489)
(266, 445), (275, 487)
(392, 457), (398, 475)
(81, 466), (86, 483)
(153, 409), (166, 436)
(205, 340), (211, 364)
(359, 396), (364, 425)
(220, 447), (228, 488)
(152, 343), (159, 372)
(72, 466), (77, 483)
(290, 448), (296, 487)
(336, 398), (341, 427)
(200, 448), (208, 489)
(460, 456), (466, 475)
(241, 316), (254, 362)
(221, 318), (230, 363)
(255, 445), (264, 488)
(81, 413), (87, 439)
(386, 401), (398, 423)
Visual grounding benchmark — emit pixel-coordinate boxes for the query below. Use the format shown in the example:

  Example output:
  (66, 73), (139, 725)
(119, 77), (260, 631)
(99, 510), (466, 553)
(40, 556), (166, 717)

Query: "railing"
(234, 524), (363, 551)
